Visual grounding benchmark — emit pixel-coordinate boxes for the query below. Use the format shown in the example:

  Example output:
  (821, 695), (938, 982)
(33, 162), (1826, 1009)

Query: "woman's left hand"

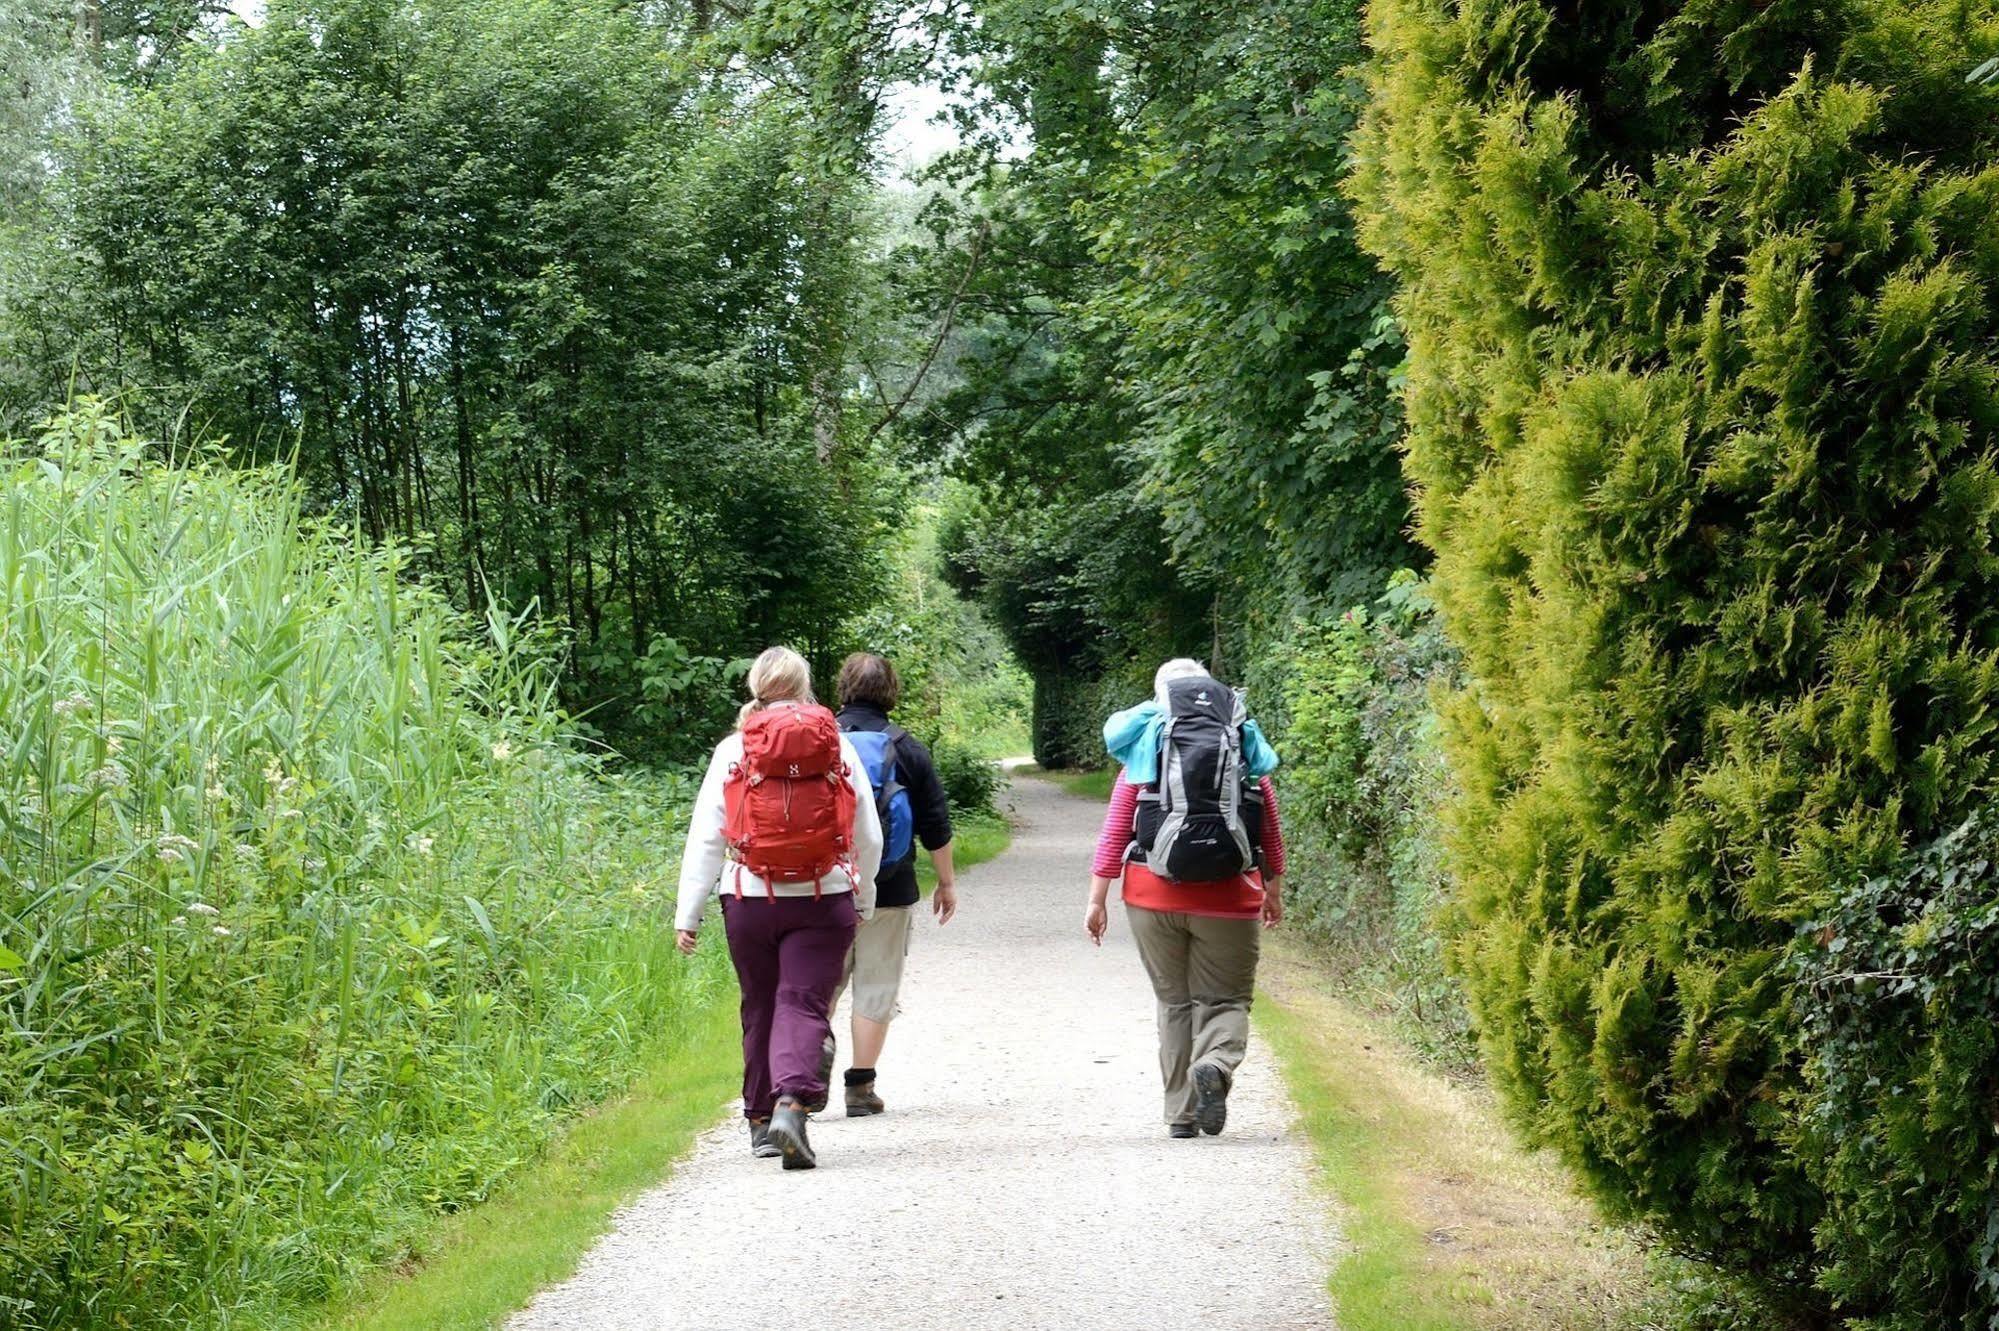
(1260, 880), (1284, 929)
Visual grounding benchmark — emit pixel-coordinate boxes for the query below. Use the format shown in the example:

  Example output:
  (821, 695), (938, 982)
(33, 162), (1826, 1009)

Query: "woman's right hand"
(676, 928), (699, 955)
(1084, 899), (1108, 946)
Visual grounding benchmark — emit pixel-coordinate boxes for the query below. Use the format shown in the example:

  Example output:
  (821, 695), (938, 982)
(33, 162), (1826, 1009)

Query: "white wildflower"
(105, 734), (124, 755)
(234, 841), (257, 859)
(206, 783), (227, 802)
(53, 691), (92, 717)
(186, 901), (219, 918)
(303, 857), (325, 873)
(491, 740), (512, 762)
(211, 925), (231, 938)
(170, 914), (186, 926)
(279, 808), (303, 819)
(157, 846), (185, 865)
(90, 762), (129, 791)
(406, 834), (435, 857)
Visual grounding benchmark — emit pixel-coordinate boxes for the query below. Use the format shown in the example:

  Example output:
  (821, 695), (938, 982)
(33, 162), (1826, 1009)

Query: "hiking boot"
(845, 1076), (885, 1118)
(1168, 1122), (1198, 1139)
(803, 1035), (836, 1114)
(748, 1119), (781, 1159)
(767, 1096), (817, 1171)
(1192, 1062), (1231, 1136)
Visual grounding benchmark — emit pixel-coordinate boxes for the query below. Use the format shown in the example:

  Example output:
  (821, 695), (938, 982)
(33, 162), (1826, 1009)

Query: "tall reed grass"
(0, 404), (724, 1330)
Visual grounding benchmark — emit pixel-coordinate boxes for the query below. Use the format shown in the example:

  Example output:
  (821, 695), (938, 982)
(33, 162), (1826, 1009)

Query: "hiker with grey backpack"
(1084, 658), (1287, 1138)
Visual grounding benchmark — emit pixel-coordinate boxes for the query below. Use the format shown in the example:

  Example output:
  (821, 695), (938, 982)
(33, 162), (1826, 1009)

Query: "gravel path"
(509, 774), (1338, 1331)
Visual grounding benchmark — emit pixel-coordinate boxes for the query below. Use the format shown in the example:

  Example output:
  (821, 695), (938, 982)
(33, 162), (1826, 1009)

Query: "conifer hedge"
(1351, 0), (1999, 1319)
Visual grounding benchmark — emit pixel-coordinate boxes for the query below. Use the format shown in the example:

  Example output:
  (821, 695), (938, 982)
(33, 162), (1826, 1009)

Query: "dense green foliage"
(1351, 0), (1999, 1319)
(1793, 813), (1999, 1328)
(0, 408), (727, 1329)
(1265, 575), (1469, 1059)
(927, 0), (1415, 770)
(0, 0), (916, 757)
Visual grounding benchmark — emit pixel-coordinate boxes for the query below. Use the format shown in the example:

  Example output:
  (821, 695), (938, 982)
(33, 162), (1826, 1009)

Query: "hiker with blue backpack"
(1085, 658), (1287, 1138)
(831, 652), (958, 1118)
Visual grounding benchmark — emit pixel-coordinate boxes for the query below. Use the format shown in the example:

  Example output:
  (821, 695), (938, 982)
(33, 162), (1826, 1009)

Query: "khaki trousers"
(833, 904), (913, 1024)
(1125, 904), (1261, 1126)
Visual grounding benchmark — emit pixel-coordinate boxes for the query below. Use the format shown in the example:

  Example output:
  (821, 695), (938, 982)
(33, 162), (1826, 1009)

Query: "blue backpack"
(843, 726), (916, 867)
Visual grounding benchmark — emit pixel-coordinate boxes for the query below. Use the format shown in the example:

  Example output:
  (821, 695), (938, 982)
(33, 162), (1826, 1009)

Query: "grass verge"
(1257, 942), (1663, 1331)
(296, 996), (739, 1331)
(1025, 765), (1115, 802)
(304, 810), (1014, 1331)
(922, 808), (1012, 893)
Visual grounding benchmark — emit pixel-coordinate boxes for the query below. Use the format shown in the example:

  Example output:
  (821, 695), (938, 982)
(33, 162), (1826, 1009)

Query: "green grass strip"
(1038, 766), (1115, 801)
(303, 998), (740, 1331)
(1256, 996), (1469, 1331)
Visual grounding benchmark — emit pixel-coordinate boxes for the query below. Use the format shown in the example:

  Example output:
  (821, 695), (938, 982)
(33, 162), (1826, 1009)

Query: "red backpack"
(723, 703), (856, 893)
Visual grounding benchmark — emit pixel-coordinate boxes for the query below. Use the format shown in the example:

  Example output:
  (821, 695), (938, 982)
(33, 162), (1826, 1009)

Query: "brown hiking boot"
(845, 1076), (885, 1117)
(768, 1096), (816, 1170)
(748, 1118), (781, 1159)
(1192, 1062), (1231, 1136)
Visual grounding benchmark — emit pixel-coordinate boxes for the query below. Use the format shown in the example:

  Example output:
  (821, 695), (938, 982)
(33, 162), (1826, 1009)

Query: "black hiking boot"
(768, 1096), (817, 1171)
(845, 1075), (885, 1118)
(748, 1118), (781, 1159)
(803, 1035), (836, 1114)
(1168, 1122), (1198, 1139)
(1192, 1062), (1231, 1136)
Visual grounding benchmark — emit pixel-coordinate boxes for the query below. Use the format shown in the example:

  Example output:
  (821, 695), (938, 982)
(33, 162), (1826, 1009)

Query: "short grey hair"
(1154, 657), (1208, 707)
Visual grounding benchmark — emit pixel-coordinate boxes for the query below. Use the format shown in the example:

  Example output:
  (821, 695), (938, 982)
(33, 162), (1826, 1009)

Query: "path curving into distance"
(509, 773), (1338, 1331)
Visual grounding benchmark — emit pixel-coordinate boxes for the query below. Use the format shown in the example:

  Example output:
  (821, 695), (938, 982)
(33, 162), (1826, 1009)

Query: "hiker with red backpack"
(830, 652), (959, 1117)
(1083, 658), (1287, 1138)
(675, 646), (883, 1170)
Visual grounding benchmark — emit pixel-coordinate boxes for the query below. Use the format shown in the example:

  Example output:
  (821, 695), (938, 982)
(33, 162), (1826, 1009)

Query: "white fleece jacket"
(675, 727), (883, 932)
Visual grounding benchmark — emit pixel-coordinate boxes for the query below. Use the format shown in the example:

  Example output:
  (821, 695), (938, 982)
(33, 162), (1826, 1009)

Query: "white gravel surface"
(509, 774), (1338, 1331)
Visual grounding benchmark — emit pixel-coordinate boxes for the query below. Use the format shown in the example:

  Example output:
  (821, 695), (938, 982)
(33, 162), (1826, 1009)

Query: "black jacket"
(836, 704), (954, 910)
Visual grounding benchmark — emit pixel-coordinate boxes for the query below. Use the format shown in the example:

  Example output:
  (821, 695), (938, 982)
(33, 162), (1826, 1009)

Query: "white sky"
(880, 79), (961, 175)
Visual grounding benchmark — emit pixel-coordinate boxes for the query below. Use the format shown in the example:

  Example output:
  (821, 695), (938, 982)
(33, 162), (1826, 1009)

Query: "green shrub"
(929, 735), (1004, 817)
(0, 406), (724, 1330)
(1792, 813), (1999, 1330)
(1269, 574), (1470, 1059)
(1351, 0), (1999, 1317)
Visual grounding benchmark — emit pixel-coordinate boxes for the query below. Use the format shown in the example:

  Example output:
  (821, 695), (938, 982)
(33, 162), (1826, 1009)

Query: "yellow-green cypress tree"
(1352, 0), (1999, 1317)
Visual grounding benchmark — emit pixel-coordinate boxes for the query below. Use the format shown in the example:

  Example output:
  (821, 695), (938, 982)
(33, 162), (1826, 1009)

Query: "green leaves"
(1351, 0), (1999, 1320)
(0, 413), (724, 1330)
(3, 0), (906, 760)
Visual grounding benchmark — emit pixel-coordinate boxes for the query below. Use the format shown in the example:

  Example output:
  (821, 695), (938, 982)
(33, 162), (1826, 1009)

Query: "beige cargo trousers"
(1124, 904), (1260, 1126)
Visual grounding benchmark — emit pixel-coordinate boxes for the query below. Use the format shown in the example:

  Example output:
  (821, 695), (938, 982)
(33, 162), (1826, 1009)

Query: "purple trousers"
(720, 892), (859, 1119)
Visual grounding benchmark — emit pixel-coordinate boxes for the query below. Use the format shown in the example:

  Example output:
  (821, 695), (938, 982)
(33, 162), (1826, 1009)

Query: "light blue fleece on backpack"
(1102, 699), (1280, 785)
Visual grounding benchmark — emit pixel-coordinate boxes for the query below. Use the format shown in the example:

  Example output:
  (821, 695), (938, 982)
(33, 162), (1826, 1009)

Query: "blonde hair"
(737, 646), (814, 728)
(1154, 657), (1208, 707)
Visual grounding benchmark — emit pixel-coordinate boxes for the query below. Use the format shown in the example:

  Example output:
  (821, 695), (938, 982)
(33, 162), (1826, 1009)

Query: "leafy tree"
(1082, 0), (1413, 607)
(922, 0), (1416, 762)
(2, 0), (901, 755)
(1352, 0), (1999, 1319)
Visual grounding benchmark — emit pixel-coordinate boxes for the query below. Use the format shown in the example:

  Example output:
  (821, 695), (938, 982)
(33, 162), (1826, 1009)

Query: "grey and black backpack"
(1133, 674), (1265, 882)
